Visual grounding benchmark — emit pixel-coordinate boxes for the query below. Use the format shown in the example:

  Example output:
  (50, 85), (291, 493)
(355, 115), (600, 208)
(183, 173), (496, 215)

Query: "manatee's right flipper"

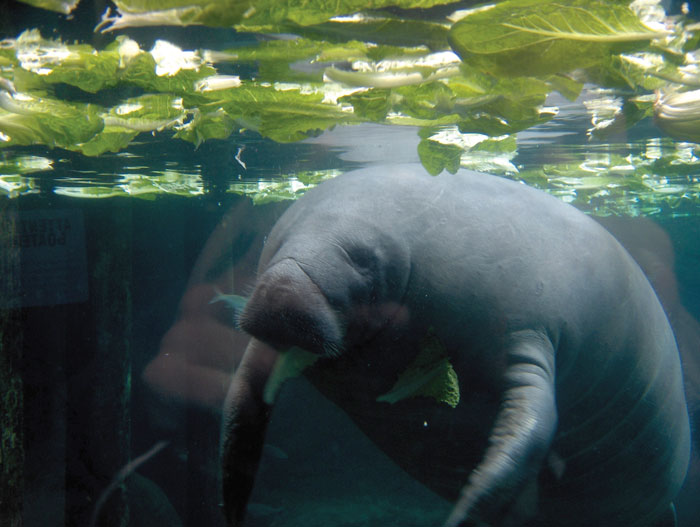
(444, 330), (558, 527)
(221, 338), (278, 527)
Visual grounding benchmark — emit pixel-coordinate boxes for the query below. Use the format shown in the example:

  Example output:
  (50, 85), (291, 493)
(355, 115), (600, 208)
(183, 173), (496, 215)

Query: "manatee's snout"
(238, 258), (344, 356)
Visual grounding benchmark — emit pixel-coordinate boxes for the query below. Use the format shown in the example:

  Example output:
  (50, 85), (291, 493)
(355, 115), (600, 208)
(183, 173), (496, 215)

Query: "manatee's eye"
(346, 246), (375, 271)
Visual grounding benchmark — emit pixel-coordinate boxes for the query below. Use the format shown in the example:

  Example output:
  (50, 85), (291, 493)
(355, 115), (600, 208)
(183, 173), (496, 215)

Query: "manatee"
(221, 165), (690, 527)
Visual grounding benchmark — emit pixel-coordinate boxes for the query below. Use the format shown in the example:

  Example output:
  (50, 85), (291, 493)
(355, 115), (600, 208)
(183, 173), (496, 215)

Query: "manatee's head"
(238, 213), (412, 358)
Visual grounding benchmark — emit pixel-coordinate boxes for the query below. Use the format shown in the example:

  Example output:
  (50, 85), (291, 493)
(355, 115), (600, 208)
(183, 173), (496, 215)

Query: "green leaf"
(418, 138), (462, 175)
(448, 0), (670, 76)
(377, 328), (460, 408)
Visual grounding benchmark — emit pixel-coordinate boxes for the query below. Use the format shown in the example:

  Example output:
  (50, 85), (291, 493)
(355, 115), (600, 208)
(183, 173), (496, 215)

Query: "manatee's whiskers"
(323, 340), (343, 358)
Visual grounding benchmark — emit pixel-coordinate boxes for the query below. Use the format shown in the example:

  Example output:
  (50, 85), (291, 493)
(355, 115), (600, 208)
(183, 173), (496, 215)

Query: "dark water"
(2, 3), (700, 527)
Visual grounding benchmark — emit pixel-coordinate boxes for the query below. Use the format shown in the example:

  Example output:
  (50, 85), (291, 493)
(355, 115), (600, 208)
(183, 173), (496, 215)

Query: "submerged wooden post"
(65, 200), (133, 527)
(0, 199), (23, 527)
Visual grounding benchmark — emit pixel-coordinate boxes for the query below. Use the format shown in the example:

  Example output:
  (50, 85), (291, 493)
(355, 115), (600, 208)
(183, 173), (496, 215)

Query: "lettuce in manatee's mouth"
(262, 329), (460, 409)
(263, 347), (319, 405)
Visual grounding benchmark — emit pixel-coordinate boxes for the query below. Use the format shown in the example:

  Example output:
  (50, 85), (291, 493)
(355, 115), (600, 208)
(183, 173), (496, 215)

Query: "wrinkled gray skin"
(221, 165), (691, 527)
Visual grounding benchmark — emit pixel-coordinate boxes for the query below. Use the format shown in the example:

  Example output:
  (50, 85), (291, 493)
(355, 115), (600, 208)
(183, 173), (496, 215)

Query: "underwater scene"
(1, 0), (700, 526)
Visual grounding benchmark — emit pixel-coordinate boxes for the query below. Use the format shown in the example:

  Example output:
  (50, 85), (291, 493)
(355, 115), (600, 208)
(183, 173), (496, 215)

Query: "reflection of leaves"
(449, 0), (668, 76)
(292, 16), (450, 50)
(514, 140), (700, 216)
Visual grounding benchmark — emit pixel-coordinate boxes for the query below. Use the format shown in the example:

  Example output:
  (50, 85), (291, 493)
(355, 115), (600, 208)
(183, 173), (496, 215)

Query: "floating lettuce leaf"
(13, 30), (121, 93)
(119, 41), (217, 95)
(208, 83), (360, 143)
(263, 348), (320, 404)
(584, 52), (677, 91)
(174, 108), (237, 146)
(79, 94), (185, 156)
(448, 0), (671, 77)
(377, 329), (460, 408)
(76, 126), (140, 157)
(0, 91), (104, 149)
(333, 66), (558, 137)
(9, 31), (216, 96)
(654, 89), (700, 143)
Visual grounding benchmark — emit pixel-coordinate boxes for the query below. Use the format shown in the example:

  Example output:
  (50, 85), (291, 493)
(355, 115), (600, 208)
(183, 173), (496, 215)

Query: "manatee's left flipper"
(221, 338), (278, 527)
(445, 330), (557, 527)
